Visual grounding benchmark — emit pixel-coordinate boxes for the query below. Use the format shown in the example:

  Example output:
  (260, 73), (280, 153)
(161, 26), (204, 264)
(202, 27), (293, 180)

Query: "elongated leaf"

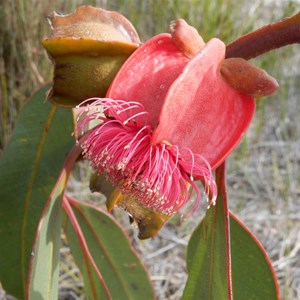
(26, 145), (82, 299)
(183, 163), (279, 299)
(0, 85), (74, 299)
(26, 179), (63, 300)
(63, 197), (155, 300)
(230, 212), (280, 299)
(182, 163), (232, 300)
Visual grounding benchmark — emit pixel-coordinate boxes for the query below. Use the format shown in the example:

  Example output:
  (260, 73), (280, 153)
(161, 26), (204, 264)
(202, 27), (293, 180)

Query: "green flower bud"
(43, 6), (140, 107)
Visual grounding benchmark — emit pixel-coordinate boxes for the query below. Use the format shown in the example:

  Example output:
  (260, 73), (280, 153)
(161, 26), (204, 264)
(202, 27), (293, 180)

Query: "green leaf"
(63, 197), (155, 300)
(26, 180), (63, 300)
(26, 145), (82, 300)
(182, 163), (232, 300)
(183, 163), (279, 300)
(230, 212), (280, 299)
(0, 85), (74, 299)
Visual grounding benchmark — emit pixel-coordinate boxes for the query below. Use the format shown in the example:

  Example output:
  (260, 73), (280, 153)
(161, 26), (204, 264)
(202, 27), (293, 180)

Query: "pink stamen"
(76, 98), (217, 215)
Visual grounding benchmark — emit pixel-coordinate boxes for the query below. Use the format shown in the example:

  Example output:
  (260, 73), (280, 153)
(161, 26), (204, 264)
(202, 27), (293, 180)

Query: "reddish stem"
(215, 162), (233, 300)
(63, 195), (112, 300)
(226, 11), (300, 59)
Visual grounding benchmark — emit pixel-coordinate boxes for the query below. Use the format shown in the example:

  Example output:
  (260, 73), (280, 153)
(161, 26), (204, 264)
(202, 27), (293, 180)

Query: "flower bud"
(221, 58), (279, 97)
(43, 6), (140, 107)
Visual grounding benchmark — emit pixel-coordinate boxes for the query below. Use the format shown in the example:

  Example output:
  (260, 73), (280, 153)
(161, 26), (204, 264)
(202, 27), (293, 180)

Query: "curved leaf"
(26, 181), (63, 300)
(182, 163), (232, 300)
(26, 145), (82, 300)
(63, 196), (155, 300)
(0, 85), (74, 299)
(230, 212), (280, 299)
(183, 162), (279, 300)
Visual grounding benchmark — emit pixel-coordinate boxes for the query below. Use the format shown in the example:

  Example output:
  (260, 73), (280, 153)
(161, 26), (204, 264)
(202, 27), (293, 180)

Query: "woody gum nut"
(221, 58), (279, 97)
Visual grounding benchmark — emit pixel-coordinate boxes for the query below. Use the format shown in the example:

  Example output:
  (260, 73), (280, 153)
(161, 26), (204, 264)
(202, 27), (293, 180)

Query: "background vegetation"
(0, 0), (299, 299)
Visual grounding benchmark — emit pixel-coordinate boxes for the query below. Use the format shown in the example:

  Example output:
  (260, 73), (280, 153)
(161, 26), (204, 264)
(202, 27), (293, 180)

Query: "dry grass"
(0, 0), (299, 299)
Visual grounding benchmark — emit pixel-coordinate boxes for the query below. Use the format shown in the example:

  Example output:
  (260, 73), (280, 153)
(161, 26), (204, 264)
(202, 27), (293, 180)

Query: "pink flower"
(77, 98), (215, 215)
(76, 20), (276, 219)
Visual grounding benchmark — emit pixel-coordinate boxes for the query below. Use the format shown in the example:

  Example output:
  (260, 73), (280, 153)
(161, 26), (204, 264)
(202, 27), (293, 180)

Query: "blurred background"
(0, 0), (299, 299)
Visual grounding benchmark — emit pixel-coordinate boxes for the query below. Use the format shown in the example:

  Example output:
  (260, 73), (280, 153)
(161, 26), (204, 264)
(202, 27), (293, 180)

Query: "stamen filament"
(77, 98), (217, 215)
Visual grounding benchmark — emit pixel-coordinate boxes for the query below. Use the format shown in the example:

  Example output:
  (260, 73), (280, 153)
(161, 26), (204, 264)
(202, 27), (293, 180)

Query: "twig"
(226, 11), (300, 59)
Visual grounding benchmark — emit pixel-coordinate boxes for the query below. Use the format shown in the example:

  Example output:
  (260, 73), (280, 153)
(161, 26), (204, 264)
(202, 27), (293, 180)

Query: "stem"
(215, 162), (233, 300)
(226, 11), (300, 59)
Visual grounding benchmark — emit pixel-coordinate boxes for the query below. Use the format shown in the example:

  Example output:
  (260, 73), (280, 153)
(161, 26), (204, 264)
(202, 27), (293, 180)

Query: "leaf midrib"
(21, 105), (57, 293)
(73, 203), (139, 299)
